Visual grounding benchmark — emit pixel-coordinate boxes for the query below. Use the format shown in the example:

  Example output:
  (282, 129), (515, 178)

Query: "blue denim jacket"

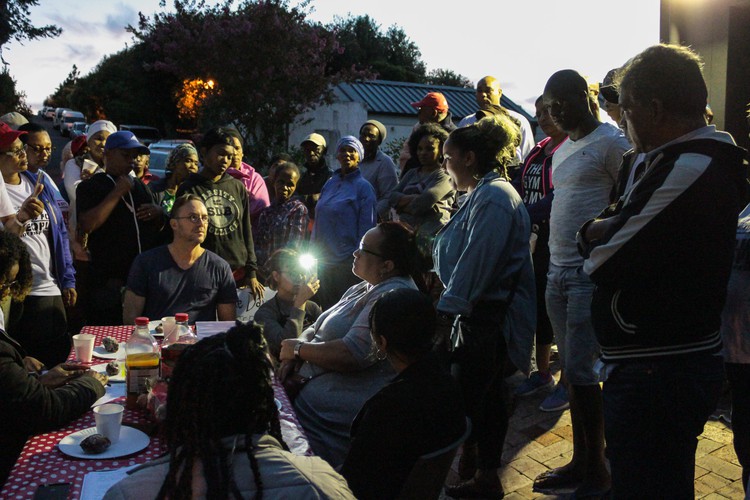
(434, 171), (530, 316)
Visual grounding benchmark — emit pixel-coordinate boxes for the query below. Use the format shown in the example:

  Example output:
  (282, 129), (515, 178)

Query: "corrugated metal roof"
(334, 79), (533, 122)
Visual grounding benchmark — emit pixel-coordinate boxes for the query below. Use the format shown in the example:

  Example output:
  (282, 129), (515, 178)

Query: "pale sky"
(4, 0), (660, 114)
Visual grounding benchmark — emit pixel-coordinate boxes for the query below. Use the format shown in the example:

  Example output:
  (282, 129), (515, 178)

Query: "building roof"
(334, 79), (533, 122)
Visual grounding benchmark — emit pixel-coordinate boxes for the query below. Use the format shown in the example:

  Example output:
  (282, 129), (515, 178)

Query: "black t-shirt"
(76, 173), (161, 282)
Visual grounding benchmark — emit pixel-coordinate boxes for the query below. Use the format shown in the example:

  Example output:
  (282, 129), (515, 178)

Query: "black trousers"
(451, 300), (509, 470)
(9, 295), (70, 367)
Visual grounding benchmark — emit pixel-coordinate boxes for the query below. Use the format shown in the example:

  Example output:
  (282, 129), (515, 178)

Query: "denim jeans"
(545, 264), (600, 385)
(603, 353), (724, 499)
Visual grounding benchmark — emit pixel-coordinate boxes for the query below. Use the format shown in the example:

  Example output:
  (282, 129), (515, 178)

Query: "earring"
(375, 347), (387, 361)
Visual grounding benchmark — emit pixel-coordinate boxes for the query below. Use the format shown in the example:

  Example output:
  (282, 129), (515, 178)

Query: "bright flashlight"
(299, 253), (317, 271)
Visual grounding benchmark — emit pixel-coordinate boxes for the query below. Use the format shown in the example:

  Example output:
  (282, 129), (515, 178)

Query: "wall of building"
(661, 0), (750, 149)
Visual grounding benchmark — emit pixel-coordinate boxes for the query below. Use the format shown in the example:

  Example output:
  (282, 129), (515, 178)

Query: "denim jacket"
(433, 171), (530, 317)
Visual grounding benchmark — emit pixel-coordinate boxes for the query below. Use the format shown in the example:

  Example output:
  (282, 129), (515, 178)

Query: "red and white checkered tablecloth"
(1, 325), (310, 499)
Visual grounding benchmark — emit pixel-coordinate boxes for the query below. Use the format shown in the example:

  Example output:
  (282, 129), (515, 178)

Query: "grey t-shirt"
(549, 123), (629, 267)
(294, 276), (417, 466)
(127, 246), (238, 323)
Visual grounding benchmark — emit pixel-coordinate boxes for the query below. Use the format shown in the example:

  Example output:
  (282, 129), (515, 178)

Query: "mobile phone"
(33, 483), (71, 500)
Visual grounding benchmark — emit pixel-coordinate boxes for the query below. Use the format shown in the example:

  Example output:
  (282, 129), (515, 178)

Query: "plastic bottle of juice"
(160, 313), (197, 379)
(125, 316), (161, 409)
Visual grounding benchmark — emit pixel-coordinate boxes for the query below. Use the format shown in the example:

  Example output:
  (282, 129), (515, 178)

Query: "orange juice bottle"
(125, 317), (161, 409)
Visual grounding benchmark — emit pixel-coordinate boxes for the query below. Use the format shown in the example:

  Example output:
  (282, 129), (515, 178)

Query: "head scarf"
(166, 143), (199, 175)
(336, 135), (364, 161)
(87, 120), (117, 138)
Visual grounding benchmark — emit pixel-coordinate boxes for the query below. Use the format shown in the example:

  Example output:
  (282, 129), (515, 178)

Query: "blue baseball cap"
(104, 131), (150, 154)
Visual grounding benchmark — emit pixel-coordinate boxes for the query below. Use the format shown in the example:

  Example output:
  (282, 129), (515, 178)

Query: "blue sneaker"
(515, 371), (554, 396)
(539, 383), (570, 412)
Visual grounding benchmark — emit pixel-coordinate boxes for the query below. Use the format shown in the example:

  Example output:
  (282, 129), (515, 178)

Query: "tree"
(129, 0), (363, 162)
(68, 44), (180, 132)
(427, 69), (473, 88)
(326, 15), (426, 83)
(45, 65), (80, 108)
(0, 0), (62, 64)
(0, 68), (29, 114)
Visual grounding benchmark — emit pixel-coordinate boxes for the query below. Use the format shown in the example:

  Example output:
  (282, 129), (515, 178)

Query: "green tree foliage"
(68, 44), (179, 132)
(0, 68), (30, 114)
(327, 15), (426, 83)
(129, 0), (363, 163)
(427, 69), (473, 88)
(45, 65), (79, 108)
(0, 0), (62, 63)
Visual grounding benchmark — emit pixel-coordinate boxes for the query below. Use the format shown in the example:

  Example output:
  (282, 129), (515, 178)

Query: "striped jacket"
(583, 127), (747, 362)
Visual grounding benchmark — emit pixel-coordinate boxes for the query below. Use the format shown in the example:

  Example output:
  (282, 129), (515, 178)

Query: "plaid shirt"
(254, 198), (309, 266)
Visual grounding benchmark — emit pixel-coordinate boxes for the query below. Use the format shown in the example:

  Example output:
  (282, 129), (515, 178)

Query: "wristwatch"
(293, 342), (304, 360)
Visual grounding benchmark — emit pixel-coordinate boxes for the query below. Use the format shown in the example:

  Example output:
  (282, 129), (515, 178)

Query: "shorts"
(545, 264), (600, 385)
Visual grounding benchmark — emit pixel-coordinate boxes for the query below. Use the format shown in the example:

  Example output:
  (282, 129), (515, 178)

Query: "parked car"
(60, 111), (86, 137)
(119, 125), (161, 146)
(147, 139), (194, 180)
(53, 108), (70, 130)
(69, 122), (88, 140)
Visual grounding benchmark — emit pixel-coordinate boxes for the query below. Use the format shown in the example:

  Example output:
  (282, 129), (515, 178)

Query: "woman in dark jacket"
(0, 231), (106, 485)
(340, 288), (466, 499)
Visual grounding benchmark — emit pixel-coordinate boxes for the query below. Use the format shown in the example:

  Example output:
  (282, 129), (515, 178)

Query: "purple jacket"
(21, 171), (75, 290)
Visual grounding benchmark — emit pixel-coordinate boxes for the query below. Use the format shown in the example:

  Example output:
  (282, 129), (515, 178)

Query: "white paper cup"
(93, 403), (124, 444)
(161, 316), (177, 343)
(72, 334), (95, 363)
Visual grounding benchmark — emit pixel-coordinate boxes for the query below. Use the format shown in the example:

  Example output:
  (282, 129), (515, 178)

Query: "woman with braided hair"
(104, 323), (354, 499)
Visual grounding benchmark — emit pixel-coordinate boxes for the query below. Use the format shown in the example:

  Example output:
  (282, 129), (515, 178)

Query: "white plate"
(93, 345), (123, 360)
(91, 363), (125, 383)
(148, 320), (164, 338)
(58, 426), (150, 459)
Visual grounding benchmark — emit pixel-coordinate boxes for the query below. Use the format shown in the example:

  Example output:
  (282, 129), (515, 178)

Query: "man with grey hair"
(580, 44), (747, 497)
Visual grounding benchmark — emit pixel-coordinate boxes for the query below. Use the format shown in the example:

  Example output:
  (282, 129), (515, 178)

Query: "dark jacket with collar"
(0, 329), (105, 483)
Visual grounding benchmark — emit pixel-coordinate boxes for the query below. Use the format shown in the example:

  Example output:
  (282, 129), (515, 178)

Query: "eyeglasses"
(3, 147), (26, 158)
(358, 241), (384, 258)
(26, 144), (54, 155)
(173, 214), (209, 224)
(0, 280), (17, 294)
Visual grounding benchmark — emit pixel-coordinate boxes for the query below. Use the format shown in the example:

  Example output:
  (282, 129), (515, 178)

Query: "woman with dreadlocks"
(104, 323), (355, 499)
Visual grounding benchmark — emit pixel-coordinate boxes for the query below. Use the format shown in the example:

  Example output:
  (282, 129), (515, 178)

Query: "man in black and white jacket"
(580, 44), (747, 498)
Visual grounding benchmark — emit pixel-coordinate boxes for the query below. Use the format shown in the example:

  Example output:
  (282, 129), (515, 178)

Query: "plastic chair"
(396, 418), (472, 500)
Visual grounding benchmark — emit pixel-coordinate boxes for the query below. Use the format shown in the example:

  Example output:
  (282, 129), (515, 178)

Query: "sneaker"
(515, 371), (554, 396)
(539, 383), (570, 412)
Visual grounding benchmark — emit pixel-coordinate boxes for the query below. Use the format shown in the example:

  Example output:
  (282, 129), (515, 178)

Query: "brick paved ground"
(442, 361), (745, 499)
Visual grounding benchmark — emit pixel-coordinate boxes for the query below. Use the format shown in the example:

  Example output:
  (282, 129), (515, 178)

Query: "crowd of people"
(0, 42), (748, 499)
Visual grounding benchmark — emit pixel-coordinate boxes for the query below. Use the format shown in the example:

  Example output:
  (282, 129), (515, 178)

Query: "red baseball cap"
(0, 121), (26, 150)
(410, 92), (449, 113)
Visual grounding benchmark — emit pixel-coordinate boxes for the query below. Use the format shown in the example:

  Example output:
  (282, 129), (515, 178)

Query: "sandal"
(533, 467), (583, 492)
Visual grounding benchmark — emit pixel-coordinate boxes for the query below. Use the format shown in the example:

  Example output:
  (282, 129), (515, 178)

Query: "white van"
(60, 111), (86, 137)
(53, 108), (70, 130)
